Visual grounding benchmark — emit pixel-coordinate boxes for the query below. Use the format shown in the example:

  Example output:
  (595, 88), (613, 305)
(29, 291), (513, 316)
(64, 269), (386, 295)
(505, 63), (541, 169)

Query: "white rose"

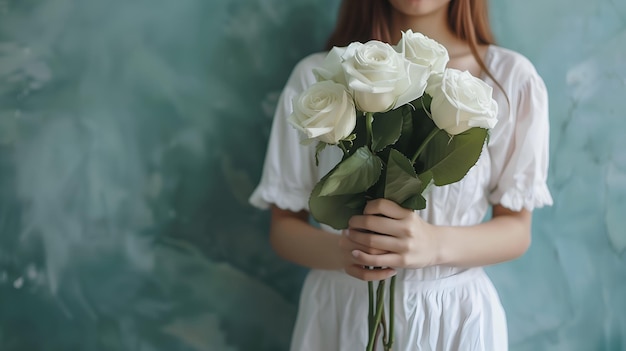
(288, 80), (357, 144)
(426, 69), (498, 135)
(341, 41), (429, 113)
(395, 29), (449, 74)
(313, 46), (350, 86)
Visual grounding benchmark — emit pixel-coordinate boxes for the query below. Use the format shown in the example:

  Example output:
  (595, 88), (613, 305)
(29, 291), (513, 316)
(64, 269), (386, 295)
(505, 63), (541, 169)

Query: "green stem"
(366, 280), (386, 351)
(365, 112), (374, 147)
(381, 307), (388, 347)
(384, 276), (396, 351)
(410, 128), (441, 164)
(368, 281), (374, 335)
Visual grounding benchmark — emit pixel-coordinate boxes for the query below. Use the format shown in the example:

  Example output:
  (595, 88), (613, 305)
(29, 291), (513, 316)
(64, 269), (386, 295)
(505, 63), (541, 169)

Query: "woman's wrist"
(430, 223), (451, 267)
(421, 208), (533, 268)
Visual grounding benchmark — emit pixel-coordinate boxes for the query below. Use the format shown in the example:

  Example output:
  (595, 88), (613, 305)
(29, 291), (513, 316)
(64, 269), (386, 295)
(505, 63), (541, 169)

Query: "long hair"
(325, 0), (502, 95)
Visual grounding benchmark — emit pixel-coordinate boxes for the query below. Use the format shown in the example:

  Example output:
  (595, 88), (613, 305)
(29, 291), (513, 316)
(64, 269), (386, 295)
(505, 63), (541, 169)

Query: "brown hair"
(325, 0), (503, 97)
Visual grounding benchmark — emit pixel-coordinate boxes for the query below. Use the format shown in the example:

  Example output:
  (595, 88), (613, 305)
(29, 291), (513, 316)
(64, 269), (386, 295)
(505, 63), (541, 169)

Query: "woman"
(250, 0), (553, 350)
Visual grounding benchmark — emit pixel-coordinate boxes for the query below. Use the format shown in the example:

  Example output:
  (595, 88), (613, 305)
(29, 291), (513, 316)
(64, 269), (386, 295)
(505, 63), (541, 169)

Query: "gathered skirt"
(290, 267), (508, 351)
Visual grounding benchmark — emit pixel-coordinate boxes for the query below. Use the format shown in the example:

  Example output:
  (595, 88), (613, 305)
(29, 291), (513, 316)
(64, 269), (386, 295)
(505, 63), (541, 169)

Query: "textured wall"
(0, 0), (623, 350)
(487, 1), (626, 350)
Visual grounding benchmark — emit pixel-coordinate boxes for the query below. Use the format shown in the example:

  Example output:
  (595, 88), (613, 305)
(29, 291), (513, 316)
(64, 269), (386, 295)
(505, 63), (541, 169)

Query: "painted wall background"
(0, 0), (623, 350)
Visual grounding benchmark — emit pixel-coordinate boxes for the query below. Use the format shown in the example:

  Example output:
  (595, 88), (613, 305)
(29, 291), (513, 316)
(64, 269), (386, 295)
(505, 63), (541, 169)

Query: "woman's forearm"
(435, 206), (532, 267)
(270, 202), (532, 272)
(270, 206), (344, 270)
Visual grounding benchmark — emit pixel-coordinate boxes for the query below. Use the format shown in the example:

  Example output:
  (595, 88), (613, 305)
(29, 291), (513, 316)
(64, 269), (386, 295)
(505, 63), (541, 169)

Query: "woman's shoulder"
(294, 51), (327, 71)
(486, 45), (543, 85)
(282, 51), (327, 92)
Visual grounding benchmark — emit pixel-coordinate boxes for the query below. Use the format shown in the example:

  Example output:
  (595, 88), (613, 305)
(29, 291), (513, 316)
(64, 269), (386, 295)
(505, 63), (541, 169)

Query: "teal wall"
(0, 0), (624, 350)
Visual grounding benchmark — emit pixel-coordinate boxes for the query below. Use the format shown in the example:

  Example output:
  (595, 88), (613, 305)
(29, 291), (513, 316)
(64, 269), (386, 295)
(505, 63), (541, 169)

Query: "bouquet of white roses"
(288, 30), (498, 351)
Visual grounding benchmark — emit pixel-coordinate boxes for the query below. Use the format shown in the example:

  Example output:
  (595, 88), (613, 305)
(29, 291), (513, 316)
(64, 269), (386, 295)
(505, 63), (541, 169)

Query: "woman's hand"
(340, 199), (442, 280)
(339, 227), (397, 281)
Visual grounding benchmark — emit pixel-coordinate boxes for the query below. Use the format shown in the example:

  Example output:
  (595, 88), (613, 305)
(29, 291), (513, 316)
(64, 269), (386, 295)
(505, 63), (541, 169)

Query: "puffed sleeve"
(487, 67), (554, 212)
(248, 54), (321, 212)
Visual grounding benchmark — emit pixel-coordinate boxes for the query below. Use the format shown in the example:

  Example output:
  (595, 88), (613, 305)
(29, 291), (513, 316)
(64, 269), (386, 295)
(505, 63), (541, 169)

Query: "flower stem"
(381, 309), (388, 347)
(368, 281), (374, 335)
(410, 128), (441, 164)
(338, 141), (348, 156)
(366, 280), (386, 351)
(365, 112), (374, 148)
(384, 276), (396, 351)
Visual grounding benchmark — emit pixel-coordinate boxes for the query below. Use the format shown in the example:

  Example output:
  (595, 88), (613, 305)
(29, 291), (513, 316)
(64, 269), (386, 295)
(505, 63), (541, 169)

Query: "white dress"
(249, 45), (553, 351)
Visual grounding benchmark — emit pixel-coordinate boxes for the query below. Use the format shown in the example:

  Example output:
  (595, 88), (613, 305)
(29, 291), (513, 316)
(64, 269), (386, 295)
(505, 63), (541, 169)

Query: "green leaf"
(319, 146), (383, 196)
(401, 193), (427, 211)
(417, 172), (434, 194)
(399, 98), (438, 162)
(393, 105), (414, 154)
(309, 181), (366, 230)
(418, 127), (488, 186)
(383, 149), (423, 205)
(366, 148), (390, 199)
(371, 108), (404, 152)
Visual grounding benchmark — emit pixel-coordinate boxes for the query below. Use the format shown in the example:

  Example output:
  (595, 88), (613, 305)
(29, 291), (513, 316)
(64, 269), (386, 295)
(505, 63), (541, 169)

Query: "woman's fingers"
(339, 231), (388, 255)
(346, 229), (406, 253)
(363, 198), (410, 219)
(351, 250), (405, 268)
(342, 202), (437, 270)
(344, 264), (397, 281)
(340, 232), (396, 281)
(348, 214), (405, 238)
